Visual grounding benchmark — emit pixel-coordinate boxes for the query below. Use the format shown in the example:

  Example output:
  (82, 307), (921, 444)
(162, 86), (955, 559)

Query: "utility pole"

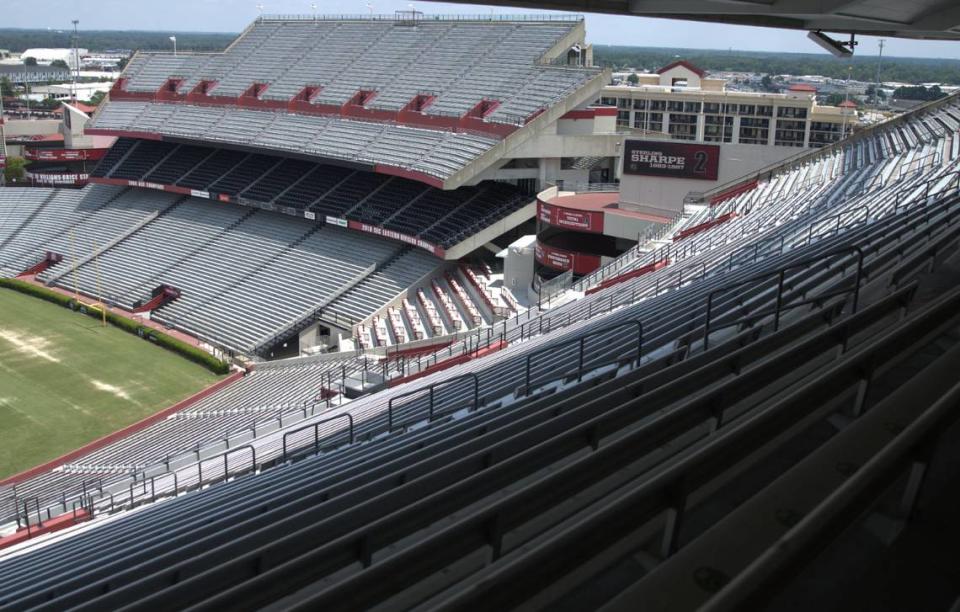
(0, 89), (6, 187)
(72, 20), (80, 104)
(874, 38), (885, 107)
(842, 64), (852, 139)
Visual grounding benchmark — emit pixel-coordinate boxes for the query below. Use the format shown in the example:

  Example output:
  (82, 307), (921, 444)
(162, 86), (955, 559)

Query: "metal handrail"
(704, 246), (864, 351)
(281, 414), (355, 463)
(388, 373), (480, 432)
(523, 319), (643, 394)
(805, 205), (871, 245)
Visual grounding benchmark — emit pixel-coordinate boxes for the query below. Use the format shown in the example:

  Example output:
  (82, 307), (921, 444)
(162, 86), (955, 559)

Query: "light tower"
(71, 20), (80, 103)
(0, 91), (6, 187)
(874, 39), (886, 107)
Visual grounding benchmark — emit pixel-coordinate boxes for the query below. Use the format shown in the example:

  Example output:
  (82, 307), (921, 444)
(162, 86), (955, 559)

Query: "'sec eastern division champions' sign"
(623, 140), (720, 181)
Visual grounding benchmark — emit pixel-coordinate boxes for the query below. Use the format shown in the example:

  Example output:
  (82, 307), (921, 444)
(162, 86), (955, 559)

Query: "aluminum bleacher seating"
(91, 15), (601, 182)
(93, 139), (531, 249)
(4, 70), (960, 612)
(89, 101), (502, 183)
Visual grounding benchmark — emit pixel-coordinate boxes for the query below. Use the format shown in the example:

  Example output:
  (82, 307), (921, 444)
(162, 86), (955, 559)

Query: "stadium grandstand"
(2, 6), (960, 612)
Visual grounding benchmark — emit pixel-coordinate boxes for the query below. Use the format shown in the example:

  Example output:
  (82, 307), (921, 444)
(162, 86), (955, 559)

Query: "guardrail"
(388, 373), (480, 432)
(281, 414), (355, 463)
(523, 319), (643, 394)
(704, 246), (864, 351)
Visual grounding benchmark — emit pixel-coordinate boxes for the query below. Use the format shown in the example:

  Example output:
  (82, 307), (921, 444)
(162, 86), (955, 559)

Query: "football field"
(0, 289), (222, 480)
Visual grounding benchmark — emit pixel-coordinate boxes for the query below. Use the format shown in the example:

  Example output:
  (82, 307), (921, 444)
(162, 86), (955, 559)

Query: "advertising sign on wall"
(535, 241), (602, 275)
(623, 140), (720, 181)
(537, 200), (605, 234)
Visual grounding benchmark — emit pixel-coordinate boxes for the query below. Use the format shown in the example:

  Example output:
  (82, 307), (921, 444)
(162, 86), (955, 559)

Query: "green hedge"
(0, 278), (230, 375)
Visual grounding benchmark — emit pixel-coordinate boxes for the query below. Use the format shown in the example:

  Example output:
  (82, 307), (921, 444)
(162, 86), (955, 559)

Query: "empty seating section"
(0, 186), (141, 277)
(4, 95), (960, 612)
(149, 222), (434, 350)
(353, 262), (503, 347)
(145, 144), (216, 184)
(0, 182), (447, 353)
(325, 248), (440, 322)
(89, 137), (136, 178)
(94, 139), (531, 248)
(240, 158), (316, 203)
(0, 190), (57, 259)
(274, 164), (355, 211)
(90, 101), (500, 181)
(106, 140), (177, 180)
(0, 352), (364, 528)
(176, 148), (249, 190)
(116, 17), (596, 123)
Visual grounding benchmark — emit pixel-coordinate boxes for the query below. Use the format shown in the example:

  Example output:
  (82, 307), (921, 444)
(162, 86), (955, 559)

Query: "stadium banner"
(537, 200), (604, 233)
(623, 140), (720, 181)
(190, 189), (210, 199)
(304, 211), (316, 220)
(0, 154), (5, 170)
(23, 148), (109, 162)
(535, 240), (602, 275)
(25, 171), (89, 185)
(347, 220), (445, 258)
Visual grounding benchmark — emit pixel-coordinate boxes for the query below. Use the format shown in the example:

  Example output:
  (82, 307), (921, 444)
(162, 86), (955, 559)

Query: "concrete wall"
(618, 142), (808, 214)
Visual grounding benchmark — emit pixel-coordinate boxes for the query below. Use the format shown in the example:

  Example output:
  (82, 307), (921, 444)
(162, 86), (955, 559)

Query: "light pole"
(71, 19), (80, 104)
(169, 36), (177, 57)
(0, 90), (6, 187)
(874, 39), (886, 108)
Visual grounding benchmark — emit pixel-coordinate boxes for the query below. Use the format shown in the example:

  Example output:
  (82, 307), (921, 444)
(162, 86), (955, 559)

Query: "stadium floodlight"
(169, 36), (177, 57)
(807, 30), (856, 57)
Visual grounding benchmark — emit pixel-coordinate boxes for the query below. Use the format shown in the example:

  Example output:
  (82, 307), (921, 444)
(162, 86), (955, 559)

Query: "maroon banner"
(24, 148), (109, 162)
(0, 154), (5, 170)
(537, 200), (605, 234)
(535, 240), (602, 275)
(623, 140), (720, 181)
(346, 220), (445, 258)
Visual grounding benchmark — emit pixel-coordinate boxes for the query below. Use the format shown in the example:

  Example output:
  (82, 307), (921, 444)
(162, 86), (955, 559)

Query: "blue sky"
(4, 0), (960, 60)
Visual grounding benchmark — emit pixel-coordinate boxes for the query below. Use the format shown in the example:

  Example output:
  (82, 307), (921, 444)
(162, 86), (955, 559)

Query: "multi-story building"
(601, 61), (856, 149)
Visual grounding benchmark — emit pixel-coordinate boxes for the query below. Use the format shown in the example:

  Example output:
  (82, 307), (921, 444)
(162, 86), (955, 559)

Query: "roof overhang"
(421, 0), (960, 41)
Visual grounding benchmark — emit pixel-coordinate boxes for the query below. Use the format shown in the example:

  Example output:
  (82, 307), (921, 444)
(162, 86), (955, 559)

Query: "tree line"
(594, 45), (960, 85)
(0, 29), (236, 53)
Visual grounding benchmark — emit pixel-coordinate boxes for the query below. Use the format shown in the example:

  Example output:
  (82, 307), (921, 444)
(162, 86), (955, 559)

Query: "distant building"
(20, 48), (88, 69)
(0, 64), (71, 85)
(601, 60), (857, 149)
(30, 82), (113, 101)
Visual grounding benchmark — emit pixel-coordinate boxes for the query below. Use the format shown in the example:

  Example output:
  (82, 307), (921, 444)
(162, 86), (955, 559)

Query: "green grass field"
(0, 289), (222, 480)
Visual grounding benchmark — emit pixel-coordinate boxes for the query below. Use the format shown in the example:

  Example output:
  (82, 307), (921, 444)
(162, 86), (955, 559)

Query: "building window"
(633, 99), (647, 110)
(809, 121), (844, 147)
(777, 106), (808, 119)
(617, 110), (631, 126)
(704, 115), (734, 143)
(669, 113), (698, 140)
(739, 117), (770, 145)
(600, 96), (617, 106)
(634, 112), (663, 132)
(703, 102), (720, 114)
(684, 101), (702, 114)
(775, 119), (807, 147)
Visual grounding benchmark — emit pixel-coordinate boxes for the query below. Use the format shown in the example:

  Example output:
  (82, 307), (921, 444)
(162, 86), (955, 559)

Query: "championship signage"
(534, 241), (602, 275)
(623, 140), (720, 181)
(537, 201), (604, 234)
